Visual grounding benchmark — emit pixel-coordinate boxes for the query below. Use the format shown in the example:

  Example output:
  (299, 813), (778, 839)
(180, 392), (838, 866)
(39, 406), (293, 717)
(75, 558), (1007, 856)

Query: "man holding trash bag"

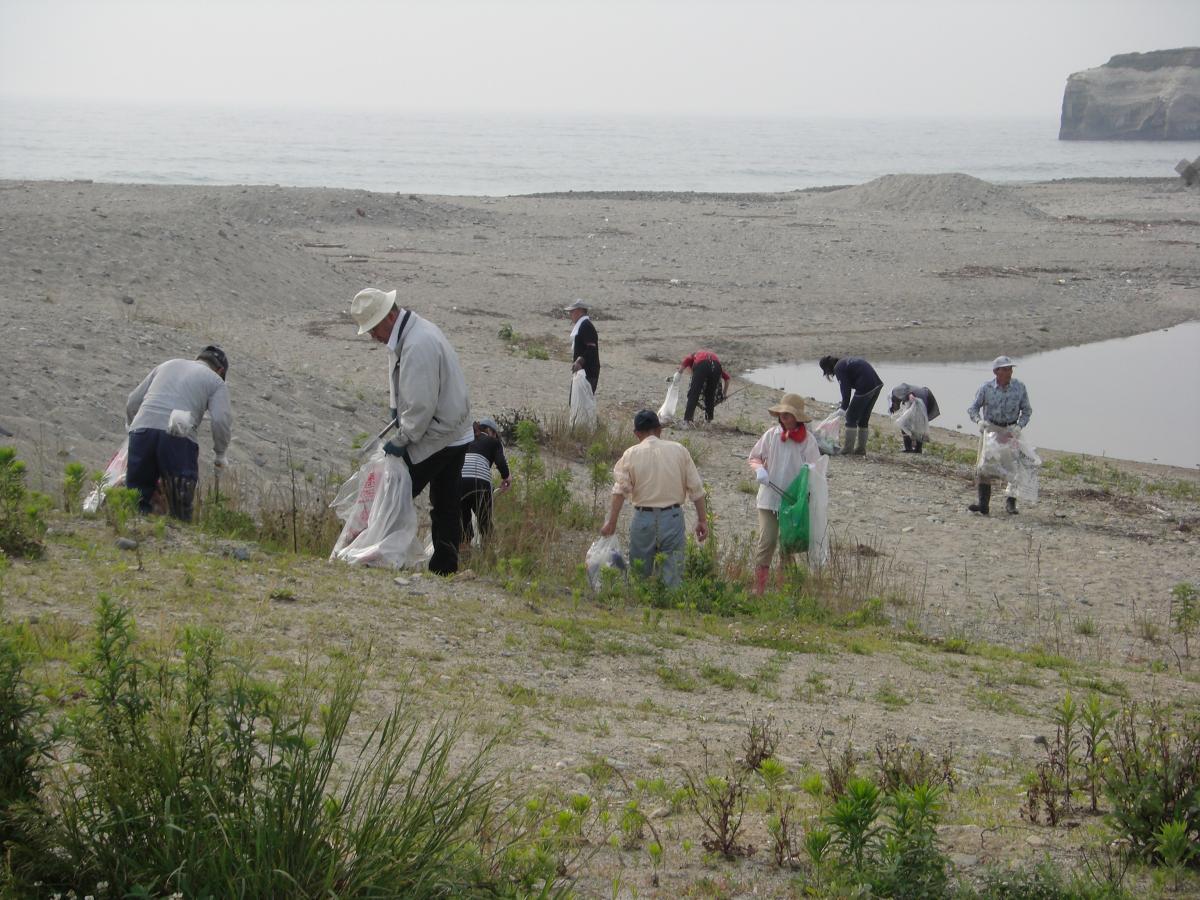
(351, 287), (473, 575)
(888, 383), (940, 453)
(967, 355), (1033, 516)
(124, 345), (232, 522)
(565, 299), (600, 394)
(600, 410), (707, 588)
(676, 349), (731, 424)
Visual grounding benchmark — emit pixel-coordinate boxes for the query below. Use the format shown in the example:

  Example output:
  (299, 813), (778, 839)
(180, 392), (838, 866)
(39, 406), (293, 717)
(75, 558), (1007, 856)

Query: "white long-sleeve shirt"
(386, 310), (472, 464)
(748, 425), (821, 512)
(126, 359), (232, 454)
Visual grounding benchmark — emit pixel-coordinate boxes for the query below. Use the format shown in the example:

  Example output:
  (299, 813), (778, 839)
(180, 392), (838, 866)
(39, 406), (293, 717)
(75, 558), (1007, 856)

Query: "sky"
(1, 0), (1196, 117)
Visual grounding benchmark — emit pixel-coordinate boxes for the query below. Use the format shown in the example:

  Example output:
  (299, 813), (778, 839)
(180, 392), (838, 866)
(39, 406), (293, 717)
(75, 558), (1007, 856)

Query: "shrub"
(61, 461), (87, 513)
(1102, 701), (1200, 860)
(0, 447), (48, 559)
(103, 485), (141, 534)
(0, 625), (49, 850)
(1171, 582), (1199, 658)
(5, 597), (560, 897)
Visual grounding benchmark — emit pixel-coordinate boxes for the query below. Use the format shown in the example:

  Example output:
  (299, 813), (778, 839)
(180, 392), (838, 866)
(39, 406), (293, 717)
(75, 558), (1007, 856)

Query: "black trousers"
(684, 359), (723, 422)
(846, 385), (882, 428)
(460, 477), (494, 543)
(408, 443), (468, 575)
(126, 428), (199, 521)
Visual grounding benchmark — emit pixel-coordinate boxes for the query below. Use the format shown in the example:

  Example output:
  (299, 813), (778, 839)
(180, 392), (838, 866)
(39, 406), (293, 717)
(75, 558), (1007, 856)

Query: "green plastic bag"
(777, 467), (811, 553)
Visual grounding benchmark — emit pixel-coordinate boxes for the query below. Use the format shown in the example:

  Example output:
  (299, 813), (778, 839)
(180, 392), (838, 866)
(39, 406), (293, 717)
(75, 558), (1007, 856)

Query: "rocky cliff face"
(1060, 48), (1200, 140)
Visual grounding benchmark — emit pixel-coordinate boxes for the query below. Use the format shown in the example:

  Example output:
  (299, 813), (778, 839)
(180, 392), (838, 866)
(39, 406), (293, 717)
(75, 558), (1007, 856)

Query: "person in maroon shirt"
(676, 349), (731, 424)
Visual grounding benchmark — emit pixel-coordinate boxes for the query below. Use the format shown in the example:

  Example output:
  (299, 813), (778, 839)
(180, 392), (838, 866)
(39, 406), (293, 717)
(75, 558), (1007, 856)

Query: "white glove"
(1010, 424), (1022, 437)
(754, 467), (769, 484)
(214, 452), (228, 468)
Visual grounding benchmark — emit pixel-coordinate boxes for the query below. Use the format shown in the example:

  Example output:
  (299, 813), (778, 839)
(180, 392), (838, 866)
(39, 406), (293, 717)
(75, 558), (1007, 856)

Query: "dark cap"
(633, 409), (661, 432)
(197, 345), (229, 378)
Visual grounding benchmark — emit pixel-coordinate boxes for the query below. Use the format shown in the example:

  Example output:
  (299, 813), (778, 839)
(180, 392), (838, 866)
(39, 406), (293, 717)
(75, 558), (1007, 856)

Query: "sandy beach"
(2, 174), (1199, 890)
(1, 173), (1198, 644)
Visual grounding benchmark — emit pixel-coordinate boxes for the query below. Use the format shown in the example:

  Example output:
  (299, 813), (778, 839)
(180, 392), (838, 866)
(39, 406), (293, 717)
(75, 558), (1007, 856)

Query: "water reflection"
(747, 322), (1200, 469)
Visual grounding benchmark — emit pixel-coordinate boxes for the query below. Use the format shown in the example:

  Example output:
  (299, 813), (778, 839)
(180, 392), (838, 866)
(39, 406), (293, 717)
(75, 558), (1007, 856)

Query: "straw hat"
(767, 393), (812, 423)
(350, 288), (397, 335)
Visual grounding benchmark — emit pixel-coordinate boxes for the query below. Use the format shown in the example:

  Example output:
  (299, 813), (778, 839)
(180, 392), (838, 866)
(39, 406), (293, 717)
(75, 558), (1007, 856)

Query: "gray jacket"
(388, 312), (472, 464)
(126, 359), (232, 453)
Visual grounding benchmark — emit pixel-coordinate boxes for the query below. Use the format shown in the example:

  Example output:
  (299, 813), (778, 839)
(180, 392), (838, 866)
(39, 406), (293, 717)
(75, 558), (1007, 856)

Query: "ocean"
(0, 97), (1193, 194)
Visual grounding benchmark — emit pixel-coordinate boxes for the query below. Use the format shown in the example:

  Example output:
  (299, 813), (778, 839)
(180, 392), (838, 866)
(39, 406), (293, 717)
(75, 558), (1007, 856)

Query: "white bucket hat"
(350, 288), (397, 335)
(562, 299), (589, 312)
(991, 355), (1015, 370)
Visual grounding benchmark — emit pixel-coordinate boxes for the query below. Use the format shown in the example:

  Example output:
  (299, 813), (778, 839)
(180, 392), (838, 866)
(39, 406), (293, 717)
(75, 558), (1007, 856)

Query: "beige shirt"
(612, 435), (704, 508)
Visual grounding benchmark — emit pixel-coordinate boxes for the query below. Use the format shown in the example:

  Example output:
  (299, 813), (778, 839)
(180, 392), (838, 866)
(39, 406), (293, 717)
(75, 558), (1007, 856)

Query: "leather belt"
(635, 503), (680, 512)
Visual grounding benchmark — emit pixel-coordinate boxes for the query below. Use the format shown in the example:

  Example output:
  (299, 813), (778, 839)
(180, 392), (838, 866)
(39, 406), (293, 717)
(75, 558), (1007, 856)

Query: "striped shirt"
(460, 433), (509, 483)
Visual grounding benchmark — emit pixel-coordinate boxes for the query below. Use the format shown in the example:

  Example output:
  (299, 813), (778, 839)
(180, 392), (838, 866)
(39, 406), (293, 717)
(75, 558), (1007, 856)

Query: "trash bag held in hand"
(777, 466), (812, 553)
(892, 396), (929, 443)
(586, 534), (626, 592)
(976, 429), (1019, 481)
(330, 448), (425, 568)
(813, 409), (845, 455)
(82, 439), (129, 514)
(806, 456), (830, 568)
(1005, 432), (1042, 504)
(569, 369), (597, 429)
(658, 372), (682, 423)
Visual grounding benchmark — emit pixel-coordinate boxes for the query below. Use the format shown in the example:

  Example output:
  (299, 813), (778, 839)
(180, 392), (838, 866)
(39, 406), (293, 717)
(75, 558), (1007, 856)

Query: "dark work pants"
(408, 443), (468, 575)
(845, 385), (882, 428)
(684, 359), (723, 422)
(460, 477), (494, 543)
(126, 428), (199, 521)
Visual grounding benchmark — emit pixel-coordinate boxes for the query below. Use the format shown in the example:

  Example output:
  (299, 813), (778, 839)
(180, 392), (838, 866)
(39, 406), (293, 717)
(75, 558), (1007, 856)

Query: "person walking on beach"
(819, 355), (884, 455)
(889, 382), (941, 453)
(350, 287), (473, 575)
(600, 410), (707, 588)
(125, 345), (232, 522)
(748, 393), (821, 595)
(676, 349), (731, 424)
(565, 299), (600, 393)
(967, 355), (1033, 516)
(459, 417), (511, 546)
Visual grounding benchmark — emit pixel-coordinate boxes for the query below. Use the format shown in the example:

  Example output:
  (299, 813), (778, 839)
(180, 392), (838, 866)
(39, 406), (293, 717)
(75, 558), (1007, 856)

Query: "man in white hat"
(350, 287), (473, 574)
(967, 355), (1033, 515)
(564, 299), (600, 393)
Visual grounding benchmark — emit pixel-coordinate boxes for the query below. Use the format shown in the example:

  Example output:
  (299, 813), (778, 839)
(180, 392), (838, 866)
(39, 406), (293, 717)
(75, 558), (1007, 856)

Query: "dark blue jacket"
(833, 357), (883, 410)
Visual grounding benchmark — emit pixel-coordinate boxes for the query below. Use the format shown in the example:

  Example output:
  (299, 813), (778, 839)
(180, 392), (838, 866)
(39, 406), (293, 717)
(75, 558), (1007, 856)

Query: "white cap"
(991, 355), (1015, 370)
(562, 298), (589, 312)
(350, 288), (397, 335)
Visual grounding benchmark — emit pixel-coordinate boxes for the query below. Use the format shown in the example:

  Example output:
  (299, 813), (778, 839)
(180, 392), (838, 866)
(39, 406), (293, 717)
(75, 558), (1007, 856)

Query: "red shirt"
(680, 350), (730, 382)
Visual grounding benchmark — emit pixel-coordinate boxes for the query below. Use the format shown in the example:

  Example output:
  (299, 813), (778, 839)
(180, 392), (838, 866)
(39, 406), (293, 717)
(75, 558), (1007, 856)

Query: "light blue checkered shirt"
(968, 378), (1032, 427)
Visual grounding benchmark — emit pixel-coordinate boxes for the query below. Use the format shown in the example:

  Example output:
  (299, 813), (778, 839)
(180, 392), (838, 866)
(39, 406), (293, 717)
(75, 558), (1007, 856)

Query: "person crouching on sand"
(748, 393), (821, 595)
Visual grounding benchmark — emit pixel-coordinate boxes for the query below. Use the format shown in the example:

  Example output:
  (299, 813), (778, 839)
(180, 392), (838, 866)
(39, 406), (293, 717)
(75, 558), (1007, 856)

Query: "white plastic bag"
(82, 439), (129, 513)
(806, 455), (830, 569)
(330, 449), (425, 568)
(977, 428), (1041, 503)
(658, 372), (682, 423)
(586, 534), (626, 592)
(1005, 433), (1042, 503)
(892, 397), (929, 443)
(813, 409), (845, 455)
(167, 409), (196, 437)
(569, 369), (597, 429)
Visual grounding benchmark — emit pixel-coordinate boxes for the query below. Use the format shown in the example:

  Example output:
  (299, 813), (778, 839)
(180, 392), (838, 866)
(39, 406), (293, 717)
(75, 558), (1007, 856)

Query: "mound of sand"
(813, 173), (1046, 217)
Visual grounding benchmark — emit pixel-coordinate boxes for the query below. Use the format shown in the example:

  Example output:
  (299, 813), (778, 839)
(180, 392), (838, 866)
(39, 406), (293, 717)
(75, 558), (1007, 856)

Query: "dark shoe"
(1006, 497), (1018, 515)
(913, 442), (923, 454)
(902, 436), (914, 453)
(968, 483), (991, 515)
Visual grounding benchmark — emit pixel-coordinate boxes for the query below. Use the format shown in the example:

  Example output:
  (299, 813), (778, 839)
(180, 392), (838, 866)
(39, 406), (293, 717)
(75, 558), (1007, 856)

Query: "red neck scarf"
(780, 424), (807, 443)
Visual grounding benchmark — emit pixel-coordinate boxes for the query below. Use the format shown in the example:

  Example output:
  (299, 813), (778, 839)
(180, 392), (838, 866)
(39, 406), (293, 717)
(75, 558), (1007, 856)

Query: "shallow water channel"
(746, 322), (1200, 469)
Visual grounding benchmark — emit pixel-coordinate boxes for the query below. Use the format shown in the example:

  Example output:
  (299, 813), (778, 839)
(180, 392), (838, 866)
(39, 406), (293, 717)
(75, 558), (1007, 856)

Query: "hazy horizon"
(3, 0), (1197, 119)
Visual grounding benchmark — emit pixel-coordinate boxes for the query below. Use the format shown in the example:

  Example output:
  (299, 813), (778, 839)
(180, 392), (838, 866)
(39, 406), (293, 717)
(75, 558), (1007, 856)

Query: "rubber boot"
(913, 441), (923, 454)
(1006, 496), (1018, 515)
(854, 426), (869, 456)
(753, 566), (770, 596)
(841, 427), (857, 456)
(902, 435), (914, 453)
(968, 483), (991, 515)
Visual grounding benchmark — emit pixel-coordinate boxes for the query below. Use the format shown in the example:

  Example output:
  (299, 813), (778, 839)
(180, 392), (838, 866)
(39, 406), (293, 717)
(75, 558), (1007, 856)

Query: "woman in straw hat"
(748, 393), (821, 595)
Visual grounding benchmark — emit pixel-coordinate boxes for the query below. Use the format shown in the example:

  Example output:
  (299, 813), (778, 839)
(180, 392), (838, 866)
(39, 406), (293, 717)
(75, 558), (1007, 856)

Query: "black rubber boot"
(968, 483), (991, 515)
(902, 435), (914, 453)
(913, 441), (923, 454)
(1006, 496), (1018, 515)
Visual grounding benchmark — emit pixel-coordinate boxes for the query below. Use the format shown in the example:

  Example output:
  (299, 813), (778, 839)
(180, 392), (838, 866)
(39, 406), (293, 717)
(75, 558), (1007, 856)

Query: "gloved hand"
(1010, 424), (1023, 437)
(754, 467), (769, 485)
(389, 407), (398, 424)
(665, 374), (675, 382)
(214, 452), (227, 469)
(382, 439), (407, 458)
